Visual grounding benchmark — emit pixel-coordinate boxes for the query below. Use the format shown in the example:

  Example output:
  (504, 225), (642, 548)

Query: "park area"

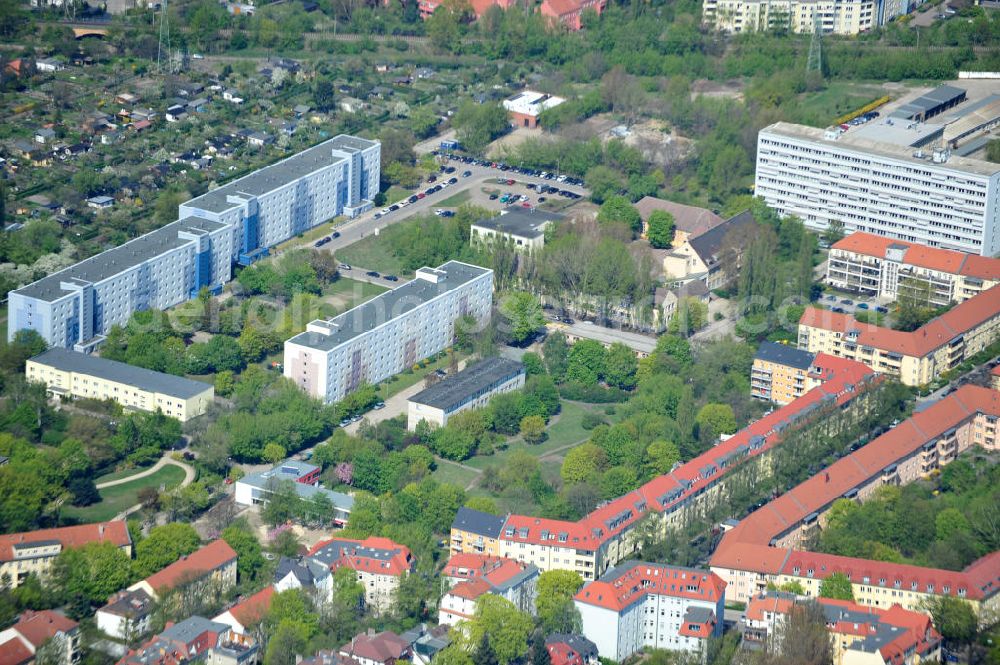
(62, 463), (187, 523)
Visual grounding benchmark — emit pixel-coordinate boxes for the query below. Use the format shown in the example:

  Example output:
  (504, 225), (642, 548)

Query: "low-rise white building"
(96, 589), (155, 641)
(574, 562), (726, 662)
(407, 357), (524, 430)
(285, 262), (493, 404)
(27, 347), (214, 421)
(234, 460), (353, 526)
(470, 209), (561, 252)
(503, 90), (566, 129)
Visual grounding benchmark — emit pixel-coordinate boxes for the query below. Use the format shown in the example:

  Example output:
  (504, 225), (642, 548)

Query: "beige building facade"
(27, 348), (213, 421)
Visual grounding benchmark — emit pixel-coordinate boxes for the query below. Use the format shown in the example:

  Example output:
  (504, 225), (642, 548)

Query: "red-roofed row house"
(450, 356), (878, 583)
(127, 539), (237, 600)
(0, 610), (80, 665)
(0, 521), (132, 589)
(827, 232), (1000, 307)
(409, 0), (603, 29)
(798, 284), (1000, 386)
(573, 562), (726, 661)
(438, 553), (539, 625)
(710, 383), (1000, 622)
(743, 592), (942, 665)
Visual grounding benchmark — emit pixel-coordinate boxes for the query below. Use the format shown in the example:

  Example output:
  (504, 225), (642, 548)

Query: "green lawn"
(64, 464), (186, 522)
(463, 400), (611, 471)
(379, 353), (465, 400)
(385, 186), (411, 204)
(335, 236), (407, 276)
(273, 218), (344, 252)
(432, 461), (481, 489)
(794, 82), (889, 127)
(438, 190), (471, 207)
(95, 464), (157, 484)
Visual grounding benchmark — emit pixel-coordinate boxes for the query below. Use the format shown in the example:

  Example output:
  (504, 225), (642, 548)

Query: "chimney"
(99, 524), (105, 537)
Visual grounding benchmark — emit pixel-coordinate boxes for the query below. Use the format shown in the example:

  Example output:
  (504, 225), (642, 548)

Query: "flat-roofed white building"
(407, 357), (524, 430)
(26, 347), (214, 421)
(503, 91), (566, 129)
(284, 261), (493, 404)
(470, 209), (562, 252)
(755, 121), (1000, 256)
(8, 135), (380, 351)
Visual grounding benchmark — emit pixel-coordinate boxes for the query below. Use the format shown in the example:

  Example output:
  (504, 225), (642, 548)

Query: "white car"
(557, 175), (567, 182)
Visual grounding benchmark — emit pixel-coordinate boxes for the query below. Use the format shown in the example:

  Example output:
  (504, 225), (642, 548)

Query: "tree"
(596, 195), (642, 235)
(925, 596), (977, 655)
(499, 292), (545, 345)
(134, 522), (201, 578)
(453, 100), (508, 154)
(696, 403), (737, 437)
(566, 339), (606, 386)
(819, 572), (854, 601)
(521, 352), (545, 376)
(756, 601), (833, 665)
(646, 210), (675, 249)
(935, 507), (971, 542)
(68, 476), (100, 506)
(561, 443), (606, 485)
(465, 595), (533, 665)
(432, 427), (477, 461)
(536, 570), (583, 634)
(51, 542), (132, 606)
(465, 496), (499, 514)
(668, 297), (708, 337)
(263, 442), (287, 465)
(542, 333), (570, 382)
(519, 415), (546, 445)
(530, 630), (551, 665)
(646, 439), (680, 475)
(222, 521), (265, 584)
(313, 79), (334, 111)
(603, 342), (637, 390)
(261, 480), (303, 527)
(585, 165), (624, 204)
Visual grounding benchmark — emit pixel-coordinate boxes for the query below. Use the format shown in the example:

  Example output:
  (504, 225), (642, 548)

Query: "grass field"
(335, 237), (407, 277)
(438, 190), (471, 207)
(432, 460), (481, 489)
(64, 464), (186, 522)
(95, 464), (157, 484)
(385, 186), (411, 204)
(381, 353), (461, 399)
(794, 82), (889, 128)
(323, 278), (387, 310)
(273, 219), (344, 253)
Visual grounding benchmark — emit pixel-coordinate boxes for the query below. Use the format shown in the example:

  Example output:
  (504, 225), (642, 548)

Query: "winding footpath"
(96, 454), (197, 520)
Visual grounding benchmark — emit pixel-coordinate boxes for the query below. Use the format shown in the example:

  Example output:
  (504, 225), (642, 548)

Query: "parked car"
(840, 299), (853, 305)
(857, 302), (869, 309)
(331, 231), (340, 238)
(373, 402), (386, 410)
(489, 193), (499, 200)
(876, 306), (889, 314)
(462, 170), (472, 177)
(384, 275), (399, 282)
(340, 264), (352, 271)
(408, 195), (418, 204)
(366, 270), (380, 277)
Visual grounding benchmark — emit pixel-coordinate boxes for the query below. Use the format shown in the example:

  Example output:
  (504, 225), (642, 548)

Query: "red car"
(417, 192), (426, 199)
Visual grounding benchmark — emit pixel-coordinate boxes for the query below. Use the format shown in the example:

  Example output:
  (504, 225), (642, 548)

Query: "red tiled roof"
(142, 539), (236, 593)
(339, 631), (409, 664)
(712, 385), (1000, 601)
(541, 0), (581, 16)
(9, 610), (77, 648)
(308, 536), (412, 577)
(467, 357), (877, 554)
(468, 0), (516, 16)
(745, 593), (795, 621)
(228, 586), (274, 627)
(832, 232), (1000, 281)
(678, 615), (716, 639)
(0, 521), (131, 562)
(448, 578), (492, 600)
(800, 285), (1000, 357)
(0, 637), (33, 665)
(574, 562), (726, 611)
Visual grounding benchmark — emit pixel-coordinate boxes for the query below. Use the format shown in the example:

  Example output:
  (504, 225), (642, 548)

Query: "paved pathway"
(97, 454), (196, 490)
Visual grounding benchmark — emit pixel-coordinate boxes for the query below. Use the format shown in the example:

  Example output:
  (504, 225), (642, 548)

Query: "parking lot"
(819, 292), (889, 317)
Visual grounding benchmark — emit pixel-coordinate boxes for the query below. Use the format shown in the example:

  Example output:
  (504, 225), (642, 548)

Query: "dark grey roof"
(892, 85), (966, 119)
(13, 215), (226, 302)
(274, 556), (328, 586)
(451, 507), (506, 539)
(30, 348), (212, 399)
(100, 589), (154, 619)
(687, 210), (759, 268)
(683, 606), (716, 624)
(409, 357), (523, 412)
(160, 615), (229, 644)
(754, 341), (815, 370)
(182, 134), (377, 214)
(308, 539), (402, 567)
(546, 634), (598, 658)
(472, 209), (562, 240)
(287, 262), (491, 352)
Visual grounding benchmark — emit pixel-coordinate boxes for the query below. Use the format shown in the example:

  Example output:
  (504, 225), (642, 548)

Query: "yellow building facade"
(27, 348), (214, 422)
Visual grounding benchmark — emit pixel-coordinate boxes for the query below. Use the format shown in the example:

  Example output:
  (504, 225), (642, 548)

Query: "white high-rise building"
(284, 261), (493, 404)
(7, 136), (380, 350)
(755, 122), (1000, 256)
(703, 0), (891, 35)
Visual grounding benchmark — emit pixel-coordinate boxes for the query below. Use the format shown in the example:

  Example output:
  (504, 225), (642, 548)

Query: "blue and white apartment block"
(7, 135), (380, 351)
